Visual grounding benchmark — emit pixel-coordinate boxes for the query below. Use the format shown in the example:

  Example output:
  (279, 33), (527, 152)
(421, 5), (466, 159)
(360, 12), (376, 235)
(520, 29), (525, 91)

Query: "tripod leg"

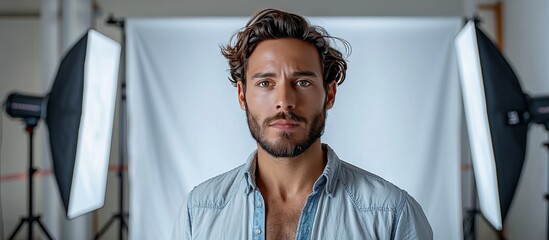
(8, 219), (26, 240)
(95, 215), (117, 240)
(36, 217), (54, 240)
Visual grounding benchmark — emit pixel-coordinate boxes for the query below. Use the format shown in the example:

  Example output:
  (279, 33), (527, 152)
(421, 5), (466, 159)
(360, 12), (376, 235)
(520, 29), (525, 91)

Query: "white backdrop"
(126, 17), (462, 240)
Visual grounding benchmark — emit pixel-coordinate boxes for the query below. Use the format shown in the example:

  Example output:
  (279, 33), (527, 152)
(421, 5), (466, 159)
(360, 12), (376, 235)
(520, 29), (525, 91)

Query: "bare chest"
(265, 198), (306, 240)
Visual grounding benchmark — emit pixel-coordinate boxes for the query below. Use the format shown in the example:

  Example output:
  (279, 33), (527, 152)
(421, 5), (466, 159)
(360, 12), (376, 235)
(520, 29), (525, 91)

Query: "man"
(173, 8), (432, 240)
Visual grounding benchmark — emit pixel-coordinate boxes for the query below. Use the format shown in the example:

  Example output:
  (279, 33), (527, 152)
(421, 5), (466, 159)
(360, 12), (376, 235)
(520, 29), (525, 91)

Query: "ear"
(325, 81), (337, 110)
(237, 81), (246, 110)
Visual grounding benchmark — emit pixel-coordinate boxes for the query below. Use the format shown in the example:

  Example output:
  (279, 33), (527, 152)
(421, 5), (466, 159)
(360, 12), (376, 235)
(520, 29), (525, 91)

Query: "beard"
(245, 103), (327, 158)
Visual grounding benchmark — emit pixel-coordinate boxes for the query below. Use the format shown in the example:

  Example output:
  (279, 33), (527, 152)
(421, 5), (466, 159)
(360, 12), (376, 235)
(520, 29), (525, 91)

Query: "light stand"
(526, 97), (549, 240)
(545, 140), (549, 240)
(7, 119), (54, 240)
(94, 15), (129, 240)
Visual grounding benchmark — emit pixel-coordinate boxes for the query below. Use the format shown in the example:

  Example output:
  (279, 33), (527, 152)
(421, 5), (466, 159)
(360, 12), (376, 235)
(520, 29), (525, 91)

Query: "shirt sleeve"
(171, 197), (191, 240)
(392, 192), (433, 240)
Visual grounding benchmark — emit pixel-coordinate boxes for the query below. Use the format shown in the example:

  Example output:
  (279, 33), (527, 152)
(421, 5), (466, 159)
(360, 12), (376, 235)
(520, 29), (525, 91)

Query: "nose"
(275, 82), (296, 111)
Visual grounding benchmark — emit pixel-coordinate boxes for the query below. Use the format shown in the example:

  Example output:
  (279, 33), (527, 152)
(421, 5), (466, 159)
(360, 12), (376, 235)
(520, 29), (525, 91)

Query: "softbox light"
(5, 29), (121, 219)
(455, 20), (549, 231)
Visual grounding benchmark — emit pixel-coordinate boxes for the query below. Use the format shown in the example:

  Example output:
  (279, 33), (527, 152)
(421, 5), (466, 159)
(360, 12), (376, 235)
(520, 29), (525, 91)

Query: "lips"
(269, 119), (301, 129)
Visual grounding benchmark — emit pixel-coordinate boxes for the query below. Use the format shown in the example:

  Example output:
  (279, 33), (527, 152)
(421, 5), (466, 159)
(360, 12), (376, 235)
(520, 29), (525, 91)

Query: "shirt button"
(257, 202), (263, 208)
(255, 228), (262, 235)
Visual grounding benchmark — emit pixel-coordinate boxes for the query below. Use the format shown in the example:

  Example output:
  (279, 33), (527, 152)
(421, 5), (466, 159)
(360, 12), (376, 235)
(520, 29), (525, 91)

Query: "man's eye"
(296, 80), (311, 87)
(257, 81), (270, 87)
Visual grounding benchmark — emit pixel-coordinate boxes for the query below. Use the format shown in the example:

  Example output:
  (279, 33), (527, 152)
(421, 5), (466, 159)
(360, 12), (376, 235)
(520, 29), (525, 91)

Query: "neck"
(255, 140), (326, 199)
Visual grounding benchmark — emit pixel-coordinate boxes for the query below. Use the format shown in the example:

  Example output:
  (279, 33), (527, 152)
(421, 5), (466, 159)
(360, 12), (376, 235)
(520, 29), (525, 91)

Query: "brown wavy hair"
(221, 8), (350, 90)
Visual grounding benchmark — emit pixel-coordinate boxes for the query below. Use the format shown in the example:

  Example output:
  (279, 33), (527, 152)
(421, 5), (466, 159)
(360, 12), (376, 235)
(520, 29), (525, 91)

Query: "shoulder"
(337, 160), (407, 210)
(187, 164), (246, 209)
(330, 157), (432, 238)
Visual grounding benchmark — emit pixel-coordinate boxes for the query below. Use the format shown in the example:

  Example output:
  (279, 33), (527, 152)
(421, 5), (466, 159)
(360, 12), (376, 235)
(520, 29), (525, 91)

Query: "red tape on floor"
(0, 165), (127, 182)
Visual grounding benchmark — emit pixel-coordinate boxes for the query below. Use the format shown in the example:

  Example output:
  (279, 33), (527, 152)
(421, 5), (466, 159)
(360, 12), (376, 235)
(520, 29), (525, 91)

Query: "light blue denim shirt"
(172, 145), (432, 240)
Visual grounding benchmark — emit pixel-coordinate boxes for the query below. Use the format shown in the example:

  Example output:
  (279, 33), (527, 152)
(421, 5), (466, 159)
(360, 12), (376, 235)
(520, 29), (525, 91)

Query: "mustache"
(264, 111), (307, 127)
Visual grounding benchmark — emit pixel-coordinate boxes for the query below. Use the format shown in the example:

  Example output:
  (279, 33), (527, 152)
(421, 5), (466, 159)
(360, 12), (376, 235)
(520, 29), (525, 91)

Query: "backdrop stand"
(8, 123), (54, 240)
(94, 15), (128, 240)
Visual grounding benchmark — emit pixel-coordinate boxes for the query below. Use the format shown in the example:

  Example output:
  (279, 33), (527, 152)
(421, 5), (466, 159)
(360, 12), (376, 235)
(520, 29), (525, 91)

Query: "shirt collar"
(242, 144), (340, 197)
(243, 149), (258, 194)
(319, 144), (339, 197)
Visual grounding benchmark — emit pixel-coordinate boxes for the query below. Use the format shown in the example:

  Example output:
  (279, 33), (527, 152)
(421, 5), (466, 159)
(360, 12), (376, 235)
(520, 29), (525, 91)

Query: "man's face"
(237, 38), (336, 158)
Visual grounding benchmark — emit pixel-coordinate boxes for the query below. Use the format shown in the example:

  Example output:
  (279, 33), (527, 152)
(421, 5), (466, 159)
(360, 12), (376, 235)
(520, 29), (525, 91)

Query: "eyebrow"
(293, 71), (318, 78)
(250, 72), (276, 79)
(250, 71), (319, 80)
